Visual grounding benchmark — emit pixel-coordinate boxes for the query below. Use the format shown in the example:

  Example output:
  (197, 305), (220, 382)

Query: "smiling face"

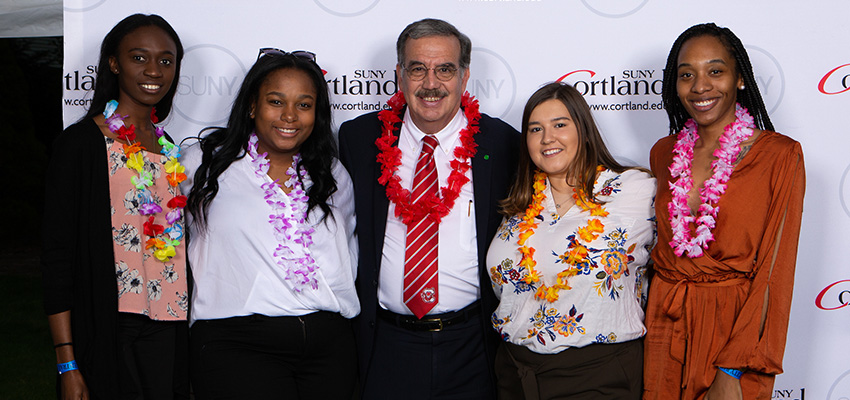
(109, 25), (177, 109)
(676, 35), (744, 133)
(250, 68), (317, 164)
(526, 99), (580, 184)
(396, 35), (470, 134)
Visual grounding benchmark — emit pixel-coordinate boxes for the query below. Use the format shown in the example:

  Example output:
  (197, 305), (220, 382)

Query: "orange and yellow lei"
(518, 170), (609, 302)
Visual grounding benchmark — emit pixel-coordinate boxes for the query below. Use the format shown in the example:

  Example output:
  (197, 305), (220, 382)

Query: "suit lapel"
(372, 160), (390, 270)
(370, 118), (398, 274)
(472, 128), (493, 264)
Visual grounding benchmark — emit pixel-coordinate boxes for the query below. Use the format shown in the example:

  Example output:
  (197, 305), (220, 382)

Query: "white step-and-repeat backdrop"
(63, 1), (849, 398)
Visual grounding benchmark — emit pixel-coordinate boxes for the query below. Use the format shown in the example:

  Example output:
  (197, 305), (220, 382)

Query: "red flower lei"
(375, 91), (480, 225)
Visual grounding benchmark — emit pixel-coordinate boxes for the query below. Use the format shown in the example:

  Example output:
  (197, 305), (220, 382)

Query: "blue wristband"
(57, 360), (78, 375)
(718, 367), (743, 379)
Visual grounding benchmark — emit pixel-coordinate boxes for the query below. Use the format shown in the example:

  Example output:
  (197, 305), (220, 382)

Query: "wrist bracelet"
(718, 367), (743, 379)
(57, 360), (78, 375)
(54, 342), (73, 348)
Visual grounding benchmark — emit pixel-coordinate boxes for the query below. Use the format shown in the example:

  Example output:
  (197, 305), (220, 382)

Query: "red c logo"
(557, 69), (596, 82)
(815, 279), (850, 310)
(817, 63), (850, 95)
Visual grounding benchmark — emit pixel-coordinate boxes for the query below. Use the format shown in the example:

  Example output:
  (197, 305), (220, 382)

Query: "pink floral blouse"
(106, 137), (188, 321)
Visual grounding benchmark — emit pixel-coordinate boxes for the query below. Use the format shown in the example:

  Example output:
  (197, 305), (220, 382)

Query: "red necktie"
(403, 135), (440, 319)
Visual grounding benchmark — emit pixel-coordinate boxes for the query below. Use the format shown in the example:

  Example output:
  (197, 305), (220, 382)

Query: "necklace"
(667, 103), (755, 258)
(247, 134), (319, 291)
(104, 100), (185, 262)
(518, 171), (608, 302)
(551, 188), (573, 210)
(375, 91), (480, 226)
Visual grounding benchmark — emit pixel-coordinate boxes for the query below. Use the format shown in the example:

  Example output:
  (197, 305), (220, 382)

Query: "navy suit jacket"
(338, 108), (520, 383)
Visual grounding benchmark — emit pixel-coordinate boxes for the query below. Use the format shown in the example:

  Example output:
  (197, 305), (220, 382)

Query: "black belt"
(377, 301), (480, 332)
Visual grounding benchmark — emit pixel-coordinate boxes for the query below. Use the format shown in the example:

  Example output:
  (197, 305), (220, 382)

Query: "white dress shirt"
(180, 143), (360, 324)
(379, 108), (479, 315)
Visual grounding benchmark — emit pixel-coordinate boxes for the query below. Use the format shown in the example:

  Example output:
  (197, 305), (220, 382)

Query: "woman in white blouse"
(181, 49), (358, 399)
(487, 82), (655, 399)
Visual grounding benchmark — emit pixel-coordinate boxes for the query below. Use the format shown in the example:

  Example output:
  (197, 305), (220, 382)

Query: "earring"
(739, 85), (745, 90)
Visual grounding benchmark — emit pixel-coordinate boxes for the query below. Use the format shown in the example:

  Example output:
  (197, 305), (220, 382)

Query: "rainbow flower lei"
(518, 170), (608, 302)
(104, 100), (186, 262)
(667, 103), (755, 258)
(247, 133), (319, 291)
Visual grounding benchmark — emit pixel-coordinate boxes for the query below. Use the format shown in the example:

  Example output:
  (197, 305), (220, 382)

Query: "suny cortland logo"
(557, 69), (662, 97)
(469, 47), (516, 119)
(63, 0), (106, 12)
(326, 67), (397, 118)
(770, 388), (806, 400)
(556, 68), (665, 112)
(172, 44), (246, 126)
(818, 63), (850, 95)
(580, 0), (649, 18)
(815, 279), (850, 310)
(772, 387), (806, 400)
(314, 0), (380, 17)
(745, 45), (785, 114)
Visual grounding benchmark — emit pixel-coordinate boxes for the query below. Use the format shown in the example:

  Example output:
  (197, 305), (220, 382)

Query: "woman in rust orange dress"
(643, 23), (805, 400)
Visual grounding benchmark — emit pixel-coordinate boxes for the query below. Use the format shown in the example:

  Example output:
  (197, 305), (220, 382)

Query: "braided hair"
(661, 23), (774, 135)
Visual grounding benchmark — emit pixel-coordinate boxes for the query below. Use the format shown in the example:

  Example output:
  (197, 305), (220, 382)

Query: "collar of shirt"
(400, 107), (467, 155)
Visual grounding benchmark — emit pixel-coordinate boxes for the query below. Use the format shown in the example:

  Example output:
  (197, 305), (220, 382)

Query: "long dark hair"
(661, 22), (773, 135)
(501, 82), (628, 216)
(84, 13), (184, 122)
(187, 53), (337, 228)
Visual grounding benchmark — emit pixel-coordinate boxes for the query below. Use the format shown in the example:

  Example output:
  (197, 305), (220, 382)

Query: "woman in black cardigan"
(41, 14), (187, 399)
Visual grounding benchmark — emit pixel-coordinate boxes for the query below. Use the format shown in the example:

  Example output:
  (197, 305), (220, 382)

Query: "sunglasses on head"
(257, 48), (317, 62)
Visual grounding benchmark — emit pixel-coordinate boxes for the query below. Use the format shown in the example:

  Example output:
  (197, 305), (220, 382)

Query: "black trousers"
(495, 338), (643, 400)
(190, 311), (357, 400)
(363, 312), (494, 400)
(116, 312), (188, 400)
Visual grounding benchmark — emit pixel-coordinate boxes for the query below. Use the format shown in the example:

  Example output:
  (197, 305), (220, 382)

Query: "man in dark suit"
(338, 18), (519, 399)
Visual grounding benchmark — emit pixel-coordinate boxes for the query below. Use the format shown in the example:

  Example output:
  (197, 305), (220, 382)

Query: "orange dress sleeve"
(714, 140), (805, 374)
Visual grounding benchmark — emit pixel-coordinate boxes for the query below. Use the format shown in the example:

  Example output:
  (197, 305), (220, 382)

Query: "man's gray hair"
(396, 18), (471, 70)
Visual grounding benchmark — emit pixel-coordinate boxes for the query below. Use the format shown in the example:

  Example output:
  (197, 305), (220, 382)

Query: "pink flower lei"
(247, 133), (319, 291)
(667, 103), (755, 258)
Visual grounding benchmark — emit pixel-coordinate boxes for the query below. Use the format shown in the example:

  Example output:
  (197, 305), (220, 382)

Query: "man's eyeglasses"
(402, 63), (458, 81)
(257, 48), (317, 63)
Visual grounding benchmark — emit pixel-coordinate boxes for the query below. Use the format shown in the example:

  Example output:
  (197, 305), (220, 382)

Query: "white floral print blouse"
(487, 168), (655, 354)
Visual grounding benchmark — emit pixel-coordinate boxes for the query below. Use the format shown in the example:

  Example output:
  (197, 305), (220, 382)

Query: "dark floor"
(1, 246), (55, 399)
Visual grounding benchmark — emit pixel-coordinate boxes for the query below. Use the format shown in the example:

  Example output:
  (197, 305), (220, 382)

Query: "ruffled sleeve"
(714, 140), (805, 374)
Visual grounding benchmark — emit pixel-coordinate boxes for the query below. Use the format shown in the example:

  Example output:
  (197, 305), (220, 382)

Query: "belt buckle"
(424, 318), (444, 332)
